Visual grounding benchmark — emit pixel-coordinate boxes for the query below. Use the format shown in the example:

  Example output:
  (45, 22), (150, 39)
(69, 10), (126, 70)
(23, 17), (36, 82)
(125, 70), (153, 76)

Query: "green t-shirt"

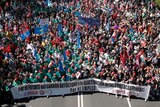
(61, 78), (65, 82)
(69, 67), (75, 74)
(37, 73), (44, 80)
(28, 77), (34, 83)
(56, 71), (61, 78)
(51, 76), (58, 82)
(46, 72), (52, 79)
(43, 78), (51, 83)
(42, 69), (48, 75)
(52, 19), (58, 23)
(22, 79), (28, 85)
(33, 78), (42, 83)
(5, 85), (10, 91)
(12, 81), (21, 87)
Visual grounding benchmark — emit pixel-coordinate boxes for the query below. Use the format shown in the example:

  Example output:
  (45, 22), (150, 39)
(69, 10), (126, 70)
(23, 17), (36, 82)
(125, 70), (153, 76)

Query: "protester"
(0, 0), (160, 103)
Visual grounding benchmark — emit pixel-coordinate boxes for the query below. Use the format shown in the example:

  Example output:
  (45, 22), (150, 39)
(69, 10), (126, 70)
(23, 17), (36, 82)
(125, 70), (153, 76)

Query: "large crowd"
(0, 0), (160, 103)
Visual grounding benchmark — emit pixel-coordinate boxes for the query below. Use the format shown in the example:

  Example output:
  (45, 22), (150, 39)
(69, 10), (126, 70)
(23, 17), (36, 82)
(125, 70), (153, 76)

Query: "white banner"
(39, 18), (49, 26)
(11, 78), (150, 100)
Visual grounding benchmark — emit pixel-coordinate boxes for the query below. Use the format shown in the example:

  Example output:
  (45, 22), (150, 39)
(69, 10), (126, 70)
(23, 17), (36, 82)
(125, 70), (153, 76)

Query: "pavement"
(1, 93), (160, 107)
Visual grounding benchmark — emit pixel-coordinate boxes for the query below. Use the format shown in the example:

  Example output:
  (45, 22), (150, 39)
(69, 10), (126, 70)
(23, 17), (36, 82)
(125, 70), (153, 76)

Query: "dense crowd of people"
(0, 0), (160, 103)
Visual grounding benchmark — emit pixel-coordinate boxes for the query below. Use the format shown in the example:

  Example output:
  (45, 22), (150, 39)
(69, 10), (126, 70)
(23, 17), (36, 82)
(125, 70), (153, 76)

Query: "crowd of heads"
(0, 0), (160, 99)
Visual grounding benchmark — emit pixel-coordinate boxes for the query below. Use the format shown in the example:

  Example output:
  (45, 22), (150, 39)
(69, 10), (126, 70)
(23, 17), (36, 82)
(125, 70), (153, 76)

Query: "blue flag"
(57, 24), (63, 36)
(44, 0), (52, 7)
(33, 48), (37, 58)
(20, 30), (30, 40)
(105, 21), (110, 31)
(74, 11), (81, 17)
(63, 50), (67, 62)
(78, 16), (100, 26)
(58, 60), (64, 72)
(111, 37), (115, 43)
(64, 7), (70, 13)
(32, 48), (39, 61)
(77, 31), (81, 48)
(130, 28), (134, 34)
(34, 24), (48, 35)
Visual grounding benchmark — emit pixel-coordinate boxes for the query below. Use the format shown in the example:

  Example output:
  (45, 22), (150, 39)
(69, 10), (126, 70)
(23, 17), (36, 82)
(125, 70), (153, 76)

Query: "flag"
(26, 11), (31, 18)
(58, 60), (64, 72)
(45, 0), (53, 7)
(33, 48), (37, 58)
(33, 49), (39, 61)
(111, 37), (115, 43)
(74, 11), (81, 17)
(105, 21), (110, 31)
(112, 11), (118, 19)
(64, 8), (70, 13)
(20, 30), (30, 40)
(57, 24), (63, 36)
(63, 50), (67, 61)
(136, 49), (144, 66)
(78, 16), (100, 26)
(4, 44), (11, 53)
(26, 6), (32, 18)
(77, 31), (81, 48)
(20, 21), (29, 33)
(34, 24), (48, 35)
(48, 0), (53, 7)
(39, 18), (49, 26)
(129, 28), (134, 34)
(120, 48), (129, 67)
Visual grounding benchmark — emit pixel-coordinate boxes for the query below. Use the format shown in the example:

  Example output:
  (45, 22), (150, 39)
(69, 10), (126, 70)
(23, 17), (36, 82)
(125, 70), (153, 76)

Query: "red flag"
(147, 25), (151, 35)
(120, 48), (129, 67)
(66, 50), (71, 56)
(24, 22), (29, 30)
(69, 24), (73, 32)
(26, 11), (31, 18)
(112, 12), (118, 20)
(20, 21), (29, 33)
(26, 5), (31, 17)
(135, 49), (144, 65)
(62, 20), (67, 26)
(4, 44), (11, 53)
